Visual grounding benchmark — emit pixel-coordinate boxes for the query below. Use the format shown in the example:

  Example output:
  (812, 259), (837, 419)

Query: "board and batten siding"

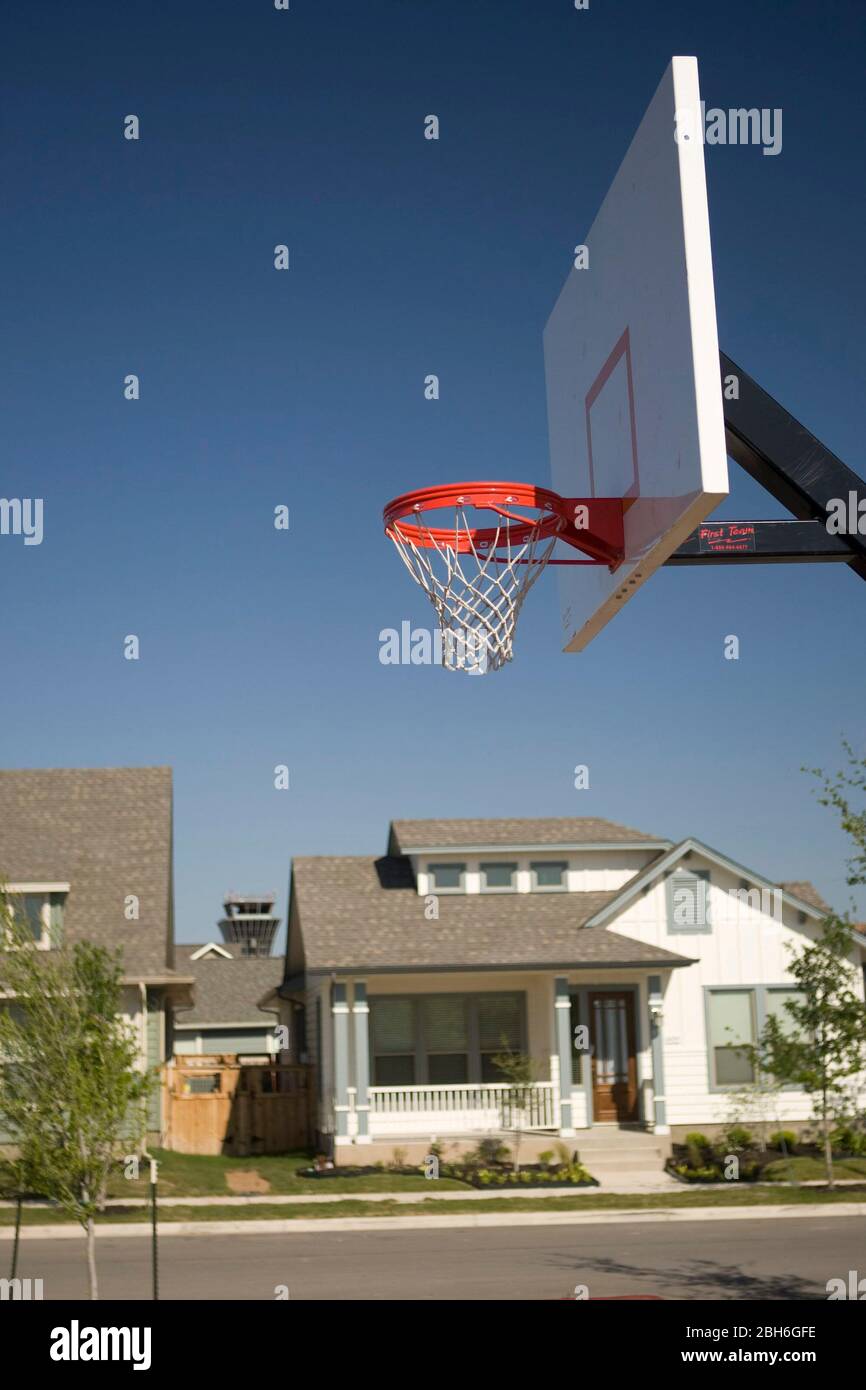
(607, 861), (865, 1127)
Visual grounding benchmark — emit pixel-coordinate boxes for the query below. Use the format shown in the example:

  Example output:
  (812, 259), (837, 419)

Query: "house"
(273, 816), (866, 1159)
(0, 767), (193, 1142)
(174, 893), (284, 1056)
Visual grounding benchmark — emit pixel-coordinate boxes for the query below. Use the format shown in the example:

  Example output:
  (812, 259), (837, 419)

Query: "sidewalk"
(2, 1201), (864, 1240)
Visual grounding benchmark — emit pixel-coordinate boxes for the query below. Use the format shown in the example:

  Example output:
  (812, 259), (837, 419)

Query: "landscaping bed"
(299, 1161), (596, 1189)
(667, 1124), (866, 1184)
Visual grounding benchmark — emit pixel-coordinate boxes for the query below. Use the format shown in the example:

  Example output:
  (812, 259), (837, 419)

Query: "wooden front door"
(588, 991), (638, 1122)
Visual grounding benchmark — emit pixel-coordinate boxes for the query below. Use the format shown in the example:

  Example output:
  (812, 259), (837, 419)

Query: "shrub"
(674, 1162), (721, 1182)
(684, 1132), (710, 1149)
(721, 1125), (753, 1153)
(769, 1130), (798, 1153)
(466, 1137), (510, 1167)
(831, 1123), (866, 1157)
(389, 1147), (408, 1169)
(538, 1150), (554, 1166)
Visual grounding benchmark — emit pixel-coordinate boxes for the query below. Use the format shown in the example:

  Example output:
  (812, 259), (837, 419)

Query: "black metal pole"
(10, 1195), (21, 1279)
(150, 1161), (159, 1301)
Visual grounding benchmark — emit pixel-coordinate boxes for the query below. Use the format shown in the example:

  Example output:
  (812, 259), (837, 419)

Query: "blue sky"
(3, 0), (865, 944)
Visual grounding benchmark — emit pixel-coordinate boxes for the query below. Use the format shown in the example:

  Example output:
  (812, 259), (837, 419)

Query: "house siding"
(607, 859), (866, 1127)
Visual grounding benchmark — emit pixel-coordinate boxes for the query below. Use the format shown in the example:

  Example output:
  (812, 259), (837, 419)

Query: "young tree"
(805, 738), (866, 893)
(0, 894), (153, 1298)
(491, 1045), (537, 1172)
(749, 916), (866, 1189)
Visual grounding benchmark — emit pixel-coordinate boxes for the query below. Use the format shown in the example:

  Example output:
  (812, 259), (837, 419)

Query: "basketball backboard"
(544, 56), (729, 651)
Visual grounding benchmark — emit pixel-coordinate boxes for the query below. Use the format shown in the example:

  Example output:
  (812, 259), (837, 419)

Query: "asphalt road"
(9, 1216), (862, 1300)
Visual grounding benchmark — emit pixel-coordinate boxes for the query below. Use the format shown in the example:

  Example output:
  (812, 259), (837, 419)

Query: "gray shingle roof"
(290, 856), (692, 972)
(174, 947), (284, 1024)
(390, 817), (666, 851)
(0, 767), (175, 979)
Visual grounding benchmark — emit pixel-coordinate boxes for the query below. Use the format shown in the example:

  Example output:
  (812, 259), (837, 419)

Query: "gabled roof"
(174, 947), (284, 1024)
(0, 767), (177, 980)
(181, 942), (234, 961)
(585, 838), (833, 929)
(389, 818), (668, 853)
(288, 855), (692, 972)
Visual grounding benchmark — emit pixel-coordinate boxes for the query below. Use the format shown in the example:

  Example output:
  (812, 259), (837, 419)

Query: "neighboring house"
(0, 767), (193, 1142)
(173, 944), (284, 1056)
(173, 892), (284, 1056)
(272, 817), (866, 1156)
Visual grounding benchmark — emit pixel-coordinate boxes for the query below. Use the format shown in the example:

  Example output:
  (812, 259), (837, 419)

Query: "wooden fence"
(163, 1058), (314, 1156)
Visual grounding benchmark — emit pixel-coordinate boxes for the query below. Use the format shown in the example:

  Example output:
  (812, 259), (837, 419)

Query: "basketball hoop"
(383, 482), (624, 673)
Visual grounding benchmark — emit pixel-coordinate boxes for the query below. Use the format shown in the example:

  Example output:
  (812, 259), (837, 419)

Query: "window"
(428, 863), (465, 892)
(422, 996), (469, 1083)
(371, 997), (416, 1085)
(766, 989), (806, 1039)
(667, 870), (711, 932)
(3, 888), (65, 949)
(480, 861), (517, 892)
(370, 993), (525, 1086)
(531, 860), (567, 891)
(707, 990), (755, 1086)
(478, 994), (522, 1081)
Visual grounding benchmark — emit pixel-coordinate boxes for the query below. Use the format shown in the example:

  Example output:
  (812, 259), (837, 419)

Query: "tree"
(0, 892), (153, 1298)
(805, 738), (866, 894)
(491, 1044), (537, 1172)
(748, 916), (866, 1189)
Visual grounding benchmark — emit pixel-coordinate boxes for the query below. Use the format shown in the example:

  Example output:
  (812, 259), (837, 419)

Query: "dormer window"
(530, 861), (567, 891)
(428, 863), (465, 892)
(480, 862), (517, 892)
(3, 884), (67, 950)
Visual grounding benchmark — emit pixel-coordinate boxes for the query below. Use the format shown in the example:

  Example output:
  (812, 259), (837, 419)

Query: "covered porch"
(323, 968), (673, 1152)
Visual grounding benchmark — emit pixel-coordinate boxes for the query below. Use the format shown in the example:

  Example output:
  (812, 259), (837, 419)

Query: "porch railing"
(365, 1081), (558, 1136)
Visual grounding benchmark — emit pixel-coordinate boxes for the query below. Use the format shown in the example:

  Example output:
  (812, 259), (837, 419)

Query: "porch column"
(554, 976), (575, 1136)
(332, 981), (351, 1143)
(352, 981), (371, 1143)
(648, 975), (669, 1134)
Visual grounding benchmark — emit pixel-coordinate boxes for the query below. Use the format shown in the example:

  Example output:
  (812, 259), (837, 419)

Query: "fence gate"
(164, 1059), (314, 1155)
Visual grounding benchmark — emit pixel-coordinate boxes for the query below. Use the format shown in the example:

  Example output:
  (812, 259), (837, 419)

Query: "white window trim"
(426, 862), (467, 894)
(3, 883), (69, 950)
(478, 861), (518, 894)
(529, 860), (569, 892)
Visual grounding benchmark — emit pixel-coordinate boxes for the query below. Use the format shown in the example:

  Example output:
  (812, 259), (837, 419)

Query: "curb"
(2, 1201), (864, 1239)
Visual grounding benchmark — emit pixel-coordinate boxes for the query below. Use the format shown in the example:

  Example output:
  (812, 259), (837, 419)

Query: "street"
(9, 1216), (861, 1300)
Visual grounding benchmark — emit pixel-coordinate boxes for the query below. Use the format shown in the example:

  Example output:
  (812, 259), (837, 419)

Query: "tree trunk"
(86, 1216), (98, 1299)
(823, 1094), (834, 1191)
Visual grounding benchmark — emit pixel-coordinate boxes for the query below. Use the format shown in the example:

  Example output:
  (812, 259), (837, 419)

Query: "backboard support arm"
(665, 353), (866, 576)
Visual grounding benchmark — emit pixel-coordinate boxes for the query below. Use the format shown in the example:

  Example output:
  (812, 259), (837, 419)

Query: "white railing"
(366, 1081), (559, 1137)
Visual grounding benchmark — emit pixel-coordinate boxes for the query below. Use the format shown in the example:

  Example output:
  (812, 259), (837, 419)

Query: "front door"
(588, 991), (638, 1122)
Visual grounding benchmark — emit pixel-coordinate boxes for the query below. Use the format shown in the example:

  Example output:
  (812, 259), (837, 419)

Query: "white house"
(271, 817), (866, 1160)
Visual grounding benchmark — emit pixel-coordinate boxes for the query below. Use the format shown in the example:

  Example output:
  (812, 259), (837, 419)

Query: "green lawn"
(2, 1183), (865, 1227)
(762, 1155), (866, 1182)
(101, 1149), (471, 1198)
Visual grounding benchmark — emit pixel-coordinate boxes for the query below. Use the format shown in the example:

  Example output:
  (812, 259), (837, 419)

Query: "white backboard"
(544, 56), (729, 651)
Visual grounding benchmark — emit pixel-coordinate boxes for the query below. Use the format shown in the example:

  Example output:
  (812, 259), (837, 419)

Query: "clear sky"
(3, 0), (865, 945)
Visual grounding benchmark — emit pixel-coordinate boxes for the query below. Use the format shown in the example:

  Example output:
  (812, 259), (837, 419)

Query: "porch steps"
(567, 1128), (670, 1184)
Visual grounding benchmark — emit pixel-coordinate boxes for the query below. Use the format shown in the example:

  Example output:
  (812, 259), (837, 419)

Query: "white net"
(387, 503), (559, 673)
